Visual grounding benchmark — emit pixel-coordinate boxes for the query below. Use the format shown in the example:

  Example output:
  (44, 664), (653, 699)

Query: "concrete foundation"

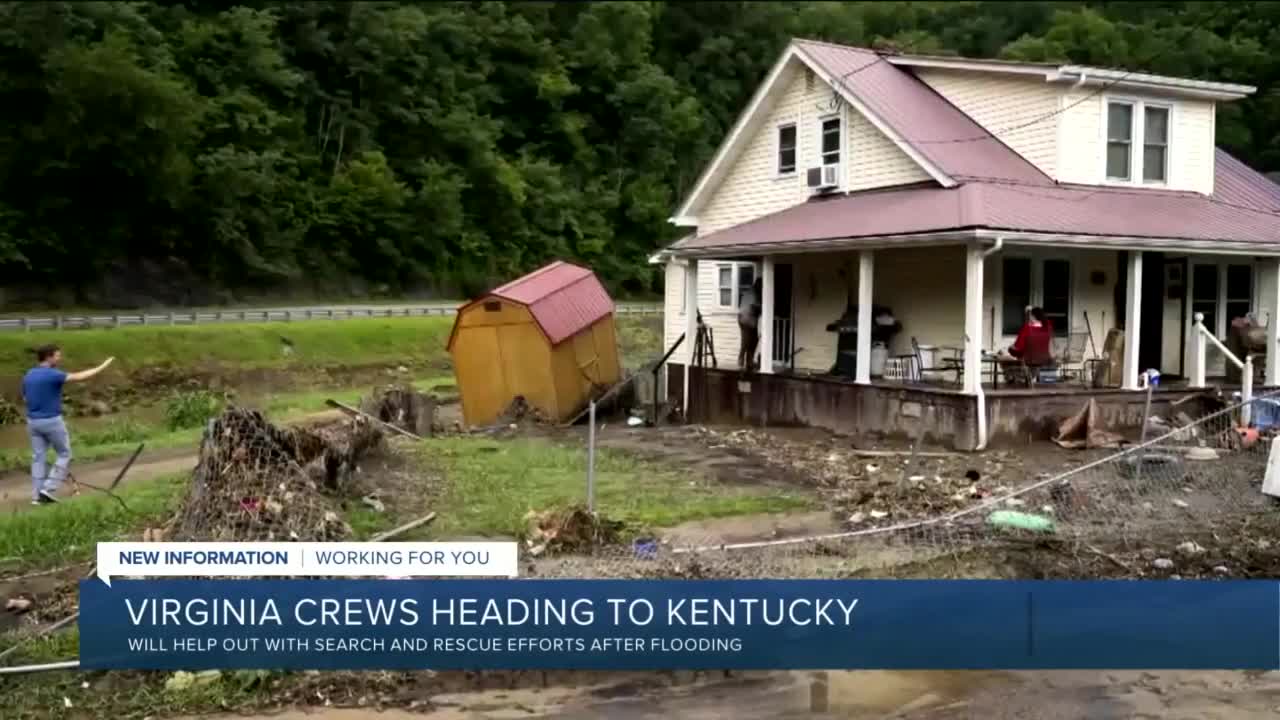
(668, 364), (1221, 451)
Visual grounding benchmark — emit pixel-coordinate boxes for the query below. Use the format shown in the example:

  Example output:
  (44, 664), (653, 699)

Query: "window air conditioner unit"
(807, 164), (839, 192)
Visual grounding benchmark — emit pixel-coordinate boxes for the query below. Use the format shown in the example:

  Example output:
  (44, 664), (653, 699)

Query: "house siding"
(913, 69), (1059, 177)
(698, 63), (933, 235)
(1056, 89), (1215, 194)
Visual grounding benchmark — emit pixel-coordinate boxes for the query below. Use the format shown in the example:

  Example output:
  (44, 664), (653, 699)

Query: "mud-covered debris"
(1176, 541), (1206, 556)
(523, 505), (623, 556)
(170, 406), (381, 542)
(1153, 558), (1175, 569)
(361, 385), (436, 437)
(362, 495), (386, 513)
(4, 596), (33, 614)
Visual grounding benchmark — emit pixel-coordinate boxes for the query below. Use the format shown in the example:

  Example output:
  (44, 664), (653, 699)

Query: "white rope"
(0, 659), (78, 675)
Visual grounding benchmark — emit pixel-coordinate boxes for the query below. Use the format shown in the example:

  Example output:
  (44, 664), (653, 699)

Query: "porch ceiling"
(670, 167), (1280, 258)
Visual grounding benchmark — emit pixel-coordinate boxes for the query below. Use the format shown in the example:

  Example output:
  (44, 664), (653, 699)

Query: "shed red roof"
(449, 261), (614, 349)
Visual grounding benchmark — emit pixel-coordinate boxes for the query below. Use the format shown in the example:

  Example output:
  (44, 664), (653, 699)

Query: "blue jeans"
(28, 415), (72, 500)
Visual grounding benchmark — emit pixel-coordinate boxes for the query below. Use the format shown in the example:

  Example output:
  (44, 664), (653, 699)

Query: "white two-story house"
(657, 38), (1280, 449)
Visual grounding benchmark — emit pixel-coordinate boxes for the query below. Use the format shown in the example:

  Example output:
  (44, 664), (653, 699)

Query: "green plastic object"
(987, 510), (1055, 533)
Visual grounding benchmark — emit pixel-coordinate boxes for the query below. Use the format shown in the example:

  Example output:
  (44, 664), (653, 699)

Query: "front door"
(772, 263), (795, 368)
(1139, 252), (1166, 373)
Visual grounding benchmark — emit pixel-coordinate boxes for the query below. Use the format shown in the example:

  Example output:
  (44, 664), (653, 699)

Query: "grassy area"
(0, 626), (281, 720)
(421, 436), (812, 537)
(0, 316), (457, 378)
(0, 315), (662, 377)
(0, 375), (459, 472)
(0, 473), (186, 570)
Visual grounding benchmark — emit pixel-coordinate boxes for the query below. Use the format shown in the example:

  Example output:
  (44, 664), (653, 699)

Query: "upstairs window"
(1106, 99), (1171, 185)
(1143, 107), (1169, 183)
(777, 123), (796, 175)
(820, 117), (841, 166)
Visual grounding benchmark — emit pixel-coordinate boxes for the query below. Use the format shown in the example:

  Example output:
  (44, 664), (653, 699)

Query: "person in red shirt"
(1004, 307), (1055, 365)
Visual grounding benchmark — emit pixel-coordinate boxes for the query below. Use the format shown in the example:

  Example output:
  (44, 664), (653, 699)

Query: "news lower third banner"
(79, 579), (1280, 671)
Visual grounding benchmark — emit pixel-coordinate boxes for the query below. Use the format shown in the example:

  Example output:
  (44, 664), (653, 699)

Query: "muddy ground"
(5, 412), (1280, 719)
(165, 668), (1280, 719)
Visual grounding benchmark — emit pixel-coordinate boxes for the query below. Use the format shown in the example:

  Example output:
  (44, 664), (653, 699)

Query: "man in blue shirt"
(22, 344), (114, 504)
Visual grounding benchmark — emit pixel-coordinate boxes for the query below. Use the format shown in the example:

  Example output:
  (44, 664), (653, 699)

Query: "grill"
(826, 303), (900, 377)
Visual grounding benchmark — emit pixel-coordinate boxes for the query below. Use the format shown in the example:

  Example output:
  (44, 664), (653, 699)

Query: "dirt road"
(0, 409), (349, 510)
(0, 447), (197, 509)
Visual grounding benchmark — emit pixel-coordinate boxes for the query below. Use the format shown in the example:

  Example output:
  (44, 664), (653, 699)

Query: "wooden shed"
(447, 261), (622, 426)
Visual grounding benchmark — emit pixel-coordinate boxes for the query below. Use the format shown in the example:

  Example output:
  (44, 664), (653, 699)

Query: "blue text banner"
(78, 579), (1280, 670)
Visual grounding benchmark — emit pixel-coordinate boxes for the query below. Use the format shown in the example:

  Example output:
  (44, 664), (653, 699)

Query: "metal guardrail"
(0, 303), (662, 332)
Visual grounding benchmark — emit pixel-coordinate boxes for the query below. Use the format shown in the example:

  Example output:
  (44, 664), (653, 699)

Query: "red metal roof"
(449, 261), (614, 349)
(794, 39), (1050, 185)
(674, 149), (1280, 253)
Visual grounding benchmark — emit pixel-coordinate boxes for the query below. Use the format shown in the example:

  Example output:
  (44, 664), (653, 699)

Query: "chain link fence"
(530, 390), (1280, 582)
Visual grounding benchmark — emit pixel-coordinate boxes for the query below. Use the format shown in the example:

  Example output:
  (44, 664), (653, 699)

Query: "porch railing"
(1189, 312), (1254, 425)
(772, 317), (793, 366)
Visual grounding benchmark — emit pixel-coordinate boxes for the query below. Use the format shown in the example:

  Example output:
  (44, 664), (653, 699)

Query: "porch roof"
(673, 148), (1280, 257)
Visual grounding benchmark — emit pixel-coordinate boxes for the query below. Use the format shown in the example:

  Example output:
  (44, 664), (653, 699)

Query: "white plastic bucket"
(870, 343), (888, 377)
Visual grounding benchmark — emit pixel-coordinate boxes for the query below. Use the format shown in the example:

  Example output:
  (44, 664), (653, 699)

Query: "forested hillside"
(1, 2), (1278, 307)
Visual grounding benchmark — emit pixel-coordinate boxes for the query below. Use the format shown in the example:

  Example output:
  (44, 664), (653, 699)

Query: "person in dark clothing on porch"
(738, 278), (763, 371)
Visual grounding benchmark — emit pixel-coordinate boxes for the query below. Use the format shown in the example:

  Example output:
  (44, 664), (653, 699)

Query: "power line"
(908, 6), (1232, 146)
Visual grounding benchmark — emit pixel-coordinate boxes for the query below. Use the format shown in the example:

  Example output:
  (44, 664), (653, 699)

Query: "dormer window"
(1106, 99), (1170, 184)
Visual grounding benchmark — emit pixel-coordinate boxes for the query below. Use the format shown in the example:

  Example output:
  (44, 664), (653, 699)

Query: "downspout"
(974, 237), (1005, 451)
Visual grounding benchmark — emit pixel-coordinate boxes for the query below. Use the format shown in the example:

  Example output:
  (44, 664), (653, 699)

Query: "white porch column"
(1266, 259), (1280, 386)
(1122, 251), (1143, 390)
(682, 259), (698, 412)
(963, 243), (984, 394)
(855, 250), (874, 384)
(760, 256), (775, 374)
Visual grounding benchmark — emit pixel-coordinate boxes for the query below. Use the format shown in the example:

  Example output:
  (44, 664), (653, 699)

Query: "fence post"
(19, 318), (27, 332)
(1243, 355), (1255, 427)
(141, 313), (149, 326)
(586, 399), (596, 514)
(112, 314), (120, 328)
(54, 316), (63, 330)
(167, 312), (175, 326)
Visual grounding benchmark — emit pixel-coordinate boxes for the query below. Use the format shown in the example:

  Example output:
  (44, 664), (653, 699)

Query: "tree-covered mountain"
(0, 2), (1276, 306)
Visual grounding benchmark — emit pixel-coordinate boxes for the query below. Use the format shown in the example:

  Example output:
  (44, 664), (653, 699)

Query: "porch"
(665, 237), (1280, 450)
(667, 364), (1244, 451)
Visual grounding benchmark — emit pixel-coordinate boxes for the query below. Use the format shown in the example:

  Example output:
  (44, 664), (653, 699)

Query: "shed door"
(455, 326), (510, 425)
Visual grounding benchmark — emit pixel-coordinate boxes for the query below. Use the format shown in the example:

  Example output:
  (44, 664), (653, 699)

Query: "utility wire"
(906, 6), (1233, 146)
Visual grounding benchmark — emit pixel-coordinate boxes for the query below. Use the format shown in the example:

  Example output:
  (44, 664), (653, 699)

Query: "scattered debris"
(369, 512), (438, 542)
(165, 670), (223, 693)
(524, 505), (623, 556)
(358, 385), (436, 437)
(1153, 558), (1175, 570)
(1176, 541), (1206, 556)
(170, 406), (382, 542)
(1053, 399), (1124, 449)
(987, 511), (1055, 533)
(1185, 446), (1219, 461)
(361, 495), (386, 513)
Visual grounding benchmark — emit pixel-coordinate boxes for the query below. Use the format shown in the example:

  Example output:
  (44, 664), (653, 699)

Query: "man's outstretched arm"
(66, 357), (114, 383)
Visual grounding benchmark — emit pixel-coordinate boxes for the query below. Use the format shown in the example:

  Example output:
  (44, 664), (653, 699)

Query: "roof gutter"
(1053, 66), (1255, 100)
